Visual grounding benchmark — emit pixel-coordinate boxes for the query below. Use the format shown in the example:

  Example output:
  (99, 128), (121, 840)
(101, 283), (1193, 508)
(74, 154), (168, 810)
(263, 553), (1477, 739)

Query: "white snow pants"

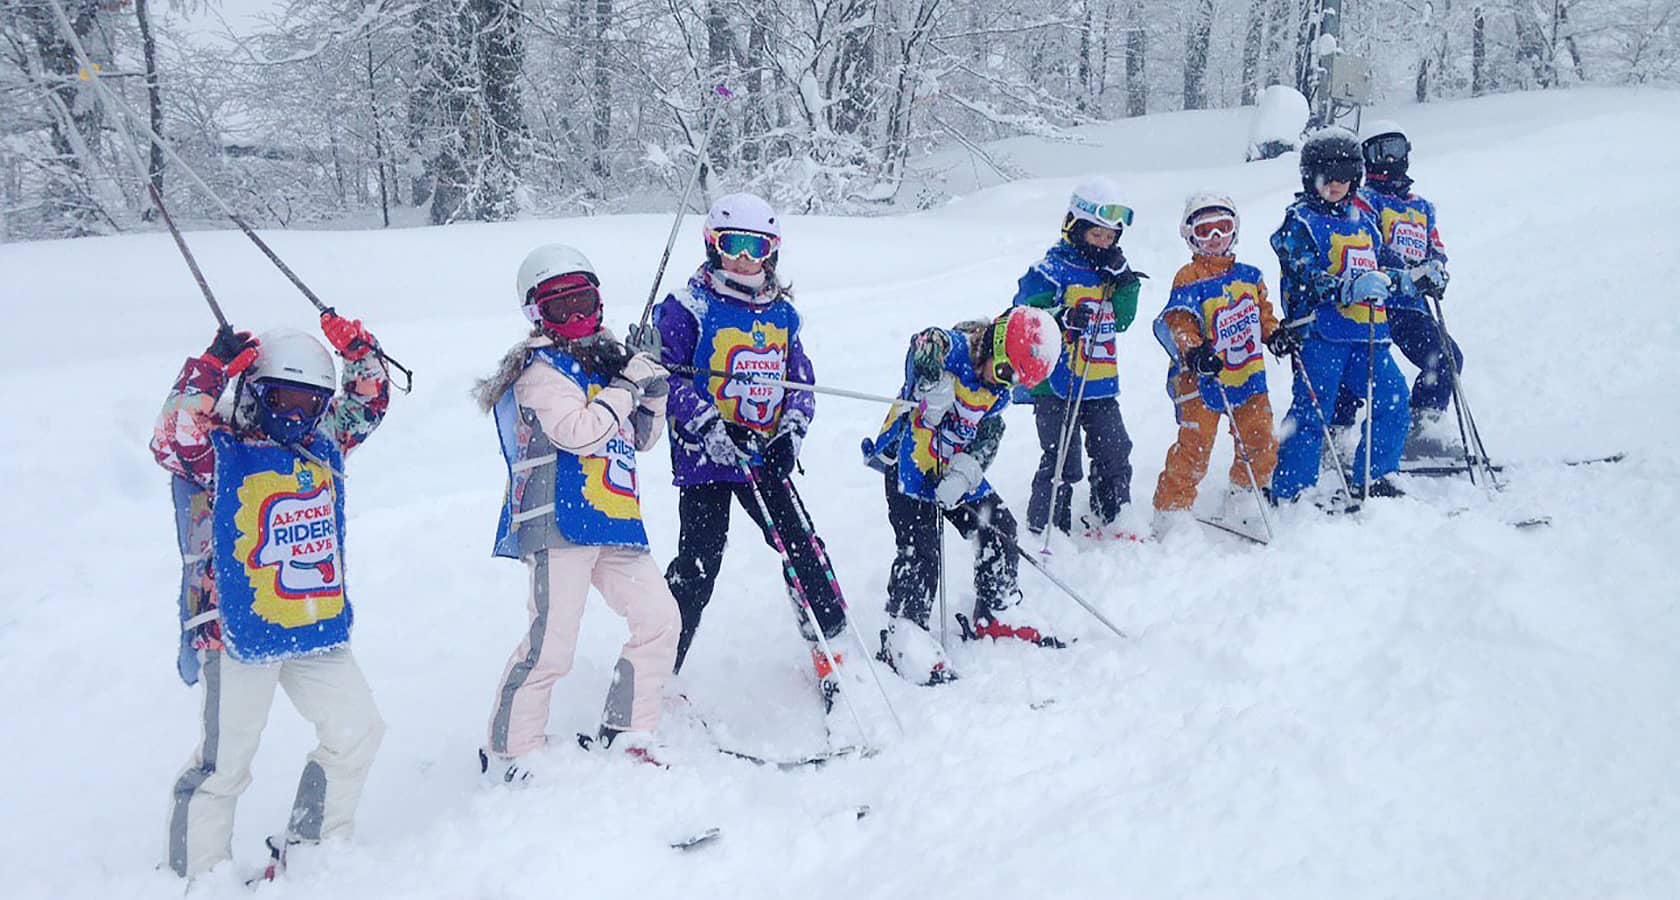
(166, 647), (384, 877)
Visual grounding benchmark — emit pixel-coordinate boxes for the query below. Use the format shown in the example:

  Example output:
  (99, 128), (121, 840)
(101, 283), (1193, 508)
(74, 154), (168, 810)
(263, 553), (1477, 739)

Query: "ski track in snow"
(2, 89), (1677, 899)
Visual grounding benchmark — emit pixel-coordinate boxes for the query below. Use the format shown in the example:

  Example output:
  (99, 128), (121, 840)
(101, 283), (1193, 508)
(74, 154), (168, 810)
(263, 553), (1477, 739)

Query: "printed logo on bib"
(1329, 231), (1379, 278)
(232, 460), (345, 629)
(579, 385), (642, 520)
(1210, 288), (1263, 376)
(910, 383), (996, 473)
(710, 321), (788, 431)
(1382, 208), (1431, 262)
(1062, 284), (1119, 378)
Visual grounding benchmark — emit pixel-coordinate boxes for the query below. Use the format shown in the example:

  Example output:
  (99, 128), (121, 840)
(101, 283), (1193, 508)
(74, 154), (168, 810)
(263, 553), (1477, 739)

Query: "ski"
(671, 827), (721, 851)
(1445, 507), (1551, 529)
(712, 743), (878, 771)
(1195, 515), (1269, 545)
(1399, 453), (1625, 477)
(671, 806), (871, 852)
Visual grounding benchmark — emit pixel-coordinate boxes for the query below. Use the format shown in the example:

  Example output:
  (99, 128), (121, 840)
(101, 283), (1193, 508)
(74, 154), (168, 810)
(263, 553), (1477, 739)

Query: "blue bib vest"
(206, 430), (352, 664)
(690, 295), (798, 435)
(862, 329), (1009, 502)
(1358, 187), (1439, 312)
(1289, 203), (1388, 343)
(493, 348), (648, 556)
(1152, 261), (1270, 413)
(1030, 253), (1121, 400)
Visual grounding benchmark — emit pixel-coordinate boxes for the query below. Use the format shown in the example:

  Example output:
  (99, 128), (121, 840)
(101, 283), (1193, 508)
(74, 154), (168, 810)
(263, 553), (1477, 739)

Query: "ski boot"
(957, 592), (1069, 648)
(876, 616), (957, 686)
(1216, 484), (1269, 535)
(1401, 408), (1461, 464)
(1150, 507), (1194, 540)
(1362, 476), (1406, 499)
(246, 835), (300, 886)
(577, 727), (668, 767)
(478, 747), (539, 785)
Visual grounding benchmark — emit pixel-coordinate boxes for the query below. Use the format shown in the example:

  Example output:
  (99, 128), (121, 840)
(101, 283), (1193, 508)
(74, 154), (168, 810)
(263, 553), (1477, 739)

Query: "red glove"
(320, 311), (374, 361)
(201, 328), (259, 376)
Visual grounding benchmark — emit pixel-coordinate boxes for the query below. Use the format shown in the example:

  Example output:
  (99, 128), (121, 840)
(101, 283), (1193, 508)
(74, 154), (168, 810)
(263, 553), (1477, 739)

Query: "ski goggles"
(527, 273), (602, 324)
(1189, 212), (1237, 241)
(535, 288), (602, 325)
(988, 324), (1017, 386)
(1314, 159), (1362, 184)
(1362, 133), (1411, 165)
(1072, 198), (1135, 230)
(710, 229), (779, 262)
(252, 380), (332, 419)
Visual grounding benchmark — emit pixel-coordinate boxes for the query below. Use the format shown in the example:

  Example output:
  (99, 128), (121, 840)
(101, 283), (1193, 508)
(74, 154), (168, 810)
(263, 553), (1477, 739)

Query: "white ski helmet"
(517, 244), (598, 304)
(250, 328), (335, 391)
(1065, 177), (1133, 231)
(1180, 191), (1239, 252)
(705, 192), (780, 238)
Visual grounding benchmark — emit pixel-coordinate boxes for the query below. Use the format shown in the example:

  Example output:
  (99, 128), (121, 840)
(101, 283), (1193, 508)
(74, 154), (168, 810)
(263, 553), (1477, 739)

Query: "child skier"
(1328, 121), (1458, 461)
(652, 193), (855, 715)
(151, 314), (391, 880)
(477, 244), (680, 778)
(1151, 193), (1287, 536)
(863, 306), (1063, 685)
(1269, 127), (1421, 504)
(1013, 177), (1143, 539)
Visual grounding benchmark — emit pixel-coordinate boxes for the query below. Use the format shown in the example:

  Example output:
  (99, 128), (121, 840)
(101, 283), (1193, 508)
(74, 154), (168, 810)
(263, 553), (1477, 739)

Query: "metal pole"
(669, 363), (914, 410)
(637, 86), (733, 333)
(42, 0), (414, 392)
(1212, 377), (1274, 543)
(734, 460), (875, 749)
(1288, 348), (1359, 506)
(1041, 325), (1095, 552)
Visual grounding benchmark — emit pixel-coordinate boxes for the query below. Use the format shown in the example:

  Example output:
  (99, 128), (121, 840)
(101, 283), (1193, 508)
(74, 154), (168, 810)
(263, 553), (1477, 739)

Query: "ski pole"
(42, 0), (414, 393)
(670, 363), (915, 410)
(636, 85), (733, 334)
(973, 499), (1128, 640)
(1042, 322), (1095, 553)
(734, 458), (876, 749)
(780, 477), (905, 736)
(1211, 377), (1274, 543)
(1423, 288), (1481, 486)
(1361, 307), (1377, 501)
(1286, 346), (1360, 508)
(1426, 290), (1500, 489)
(933, 461), (949, 652)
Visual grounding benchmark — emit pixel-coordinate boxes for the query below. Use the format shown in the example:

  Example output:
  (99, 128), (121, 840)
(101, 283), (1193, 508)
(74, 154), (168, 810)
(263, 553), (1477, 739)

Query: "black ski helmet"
(1361, 120), (1411, 180)
(1299, 126), (1364, 194)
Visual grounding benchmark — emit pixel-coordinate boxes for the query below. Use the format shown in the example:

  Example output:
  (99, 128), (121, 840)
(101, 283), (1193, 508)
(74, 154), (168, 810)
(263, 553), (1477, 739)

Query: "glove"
(1402, 259), (1449, 296)
(1059, 304), (1094, 335)
(696, 413), (750, 467)
(1265, 325), (1303, 357)
(914, 374), (956, 426)
(761, 417), (805, 481)
(1341, 270), (1392, 308)
(201, 327), (259, 375)
(934, 452), (984, 510)
(613, 352), (670, 400)
(625, 322), (662, 357)
(320, 311), (374, 361)
(1185, 343), (1222, 376)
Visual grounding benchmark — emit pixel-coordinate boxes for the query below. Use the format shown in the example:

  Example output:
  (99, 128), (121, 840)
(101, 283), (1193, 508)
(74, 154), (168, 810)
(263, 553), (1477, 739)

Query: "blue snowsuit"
(1331, 176), (1462, 425)
(1269, 191), (1410, 501)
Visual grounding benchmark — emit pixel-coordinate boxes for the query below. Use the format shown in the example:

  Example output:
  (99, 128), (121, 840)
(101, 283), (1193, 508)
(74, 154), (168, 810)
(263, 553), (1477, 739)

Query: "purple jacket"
(657, 266), (816, 486)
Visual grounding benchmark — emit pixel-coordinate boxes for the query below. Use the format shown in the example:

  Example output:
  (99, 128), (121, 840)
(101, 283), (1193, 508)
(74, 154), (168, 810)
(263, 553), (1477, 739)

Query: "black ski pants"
(665, 477), (846, 671)
(883, 465), (1019, 629)
(1028, 394), (1133, 534)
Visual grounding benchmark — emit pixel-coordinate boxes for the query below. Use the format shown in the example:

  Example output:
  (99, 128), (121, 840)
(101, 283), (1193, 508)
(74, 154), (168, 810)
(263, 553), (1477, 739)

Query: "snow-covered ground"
(3, 87), (1677, 899)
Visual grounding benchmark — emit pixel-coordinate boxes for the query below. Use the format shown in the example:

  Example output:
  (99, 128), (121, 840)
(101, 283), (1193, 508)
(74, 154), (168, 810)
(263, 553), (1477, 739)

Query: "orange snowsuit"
(1152, 256), (1281, 512)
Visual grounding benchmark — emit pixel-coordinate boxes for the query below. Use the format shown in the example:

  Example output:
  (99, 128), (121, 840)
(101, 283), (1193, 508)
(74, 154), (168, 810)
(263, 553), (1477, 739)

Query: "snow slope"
(2, 88), (1677, 899)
